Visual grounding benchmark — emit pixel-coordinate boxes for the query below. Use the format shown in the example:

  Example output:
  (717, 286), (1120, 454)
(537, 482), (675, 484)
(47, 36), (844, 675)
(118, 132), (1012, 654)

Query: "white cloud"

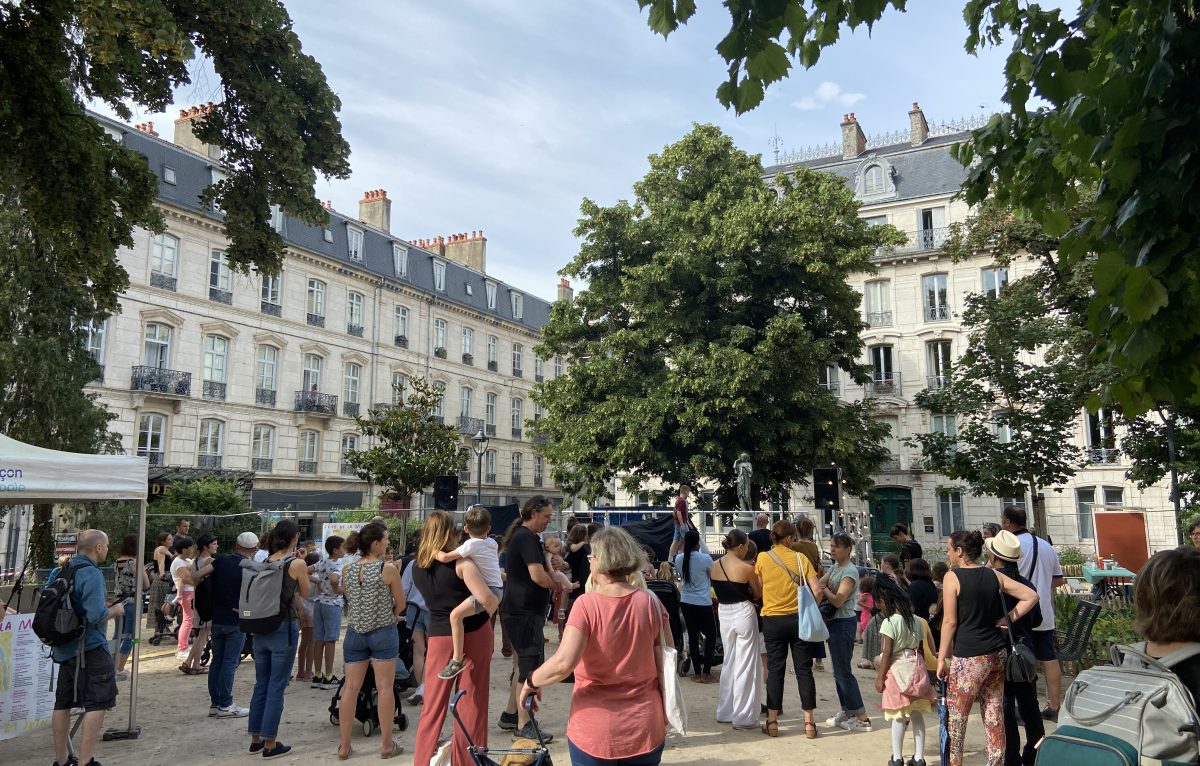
(793, 80), (866, 110)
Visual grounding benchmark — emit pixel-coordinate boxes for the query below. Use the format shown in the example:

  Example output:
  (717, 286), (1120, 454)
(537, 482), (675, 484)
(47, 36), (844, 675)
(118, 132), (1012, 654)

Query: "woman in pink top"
(521, 526), (669, 765)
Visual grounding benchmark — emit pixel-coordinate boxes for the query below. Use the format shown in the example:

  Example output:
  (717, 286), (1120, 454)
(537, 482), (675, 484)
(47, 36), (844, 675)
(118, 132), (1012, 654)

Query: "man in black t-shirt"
(499, 496), (556, 740)
(748, 512), (773, 555)
(890, 523), (923, 565)
(170, 517), (191, 553)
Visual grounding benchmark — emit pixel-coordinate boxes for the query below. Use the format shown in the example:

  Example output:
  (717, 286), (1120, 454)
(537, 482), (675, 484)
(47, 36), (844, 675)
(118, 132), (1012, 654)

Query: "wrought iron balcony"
(866, 311), (893, 328)
(347, 324), (364, 338)
(818, 379), (840, 395)
(256, 388), (276, 406)
(511, 428), (522, 439)
(512, 367), (523, 378)
(343, 401), (360, 417)
(202, 380), (226, 400)
(485, 424), (496, 437)
(340, 461), (357, 476)
(456, 416), (484, 435)
(252, 457), (273, 473)
(533, 475), (543, 487)
(535, 374), (544, 383)
(511, 472), (522, 485)
(487, 360), (498, 372)
(131, 365), (191, 396)
(924, 304), (952, 322)
(462, 353), (474, 365)
(533, 433), (549, 446)
(298, 460), (317, 474)
(1088, 447), (1120, 464)
(209, 287), (232, 305)
(926, 375), (950, 391)
(306, 312), (325, 328)
(150, 272), (176, 291)
(485, 472), (496, 484)
(197, 454), (222, 469)
(370, 402), (396, 416)
(865, 372), (901, 398)
(879, 454), (902, 471)
(394, 335), (408, 348)
(260, 301), (281, 317)
(138, 449), (163, 466)
(458, 470), (471, 483)
(294, 390), (337, 415)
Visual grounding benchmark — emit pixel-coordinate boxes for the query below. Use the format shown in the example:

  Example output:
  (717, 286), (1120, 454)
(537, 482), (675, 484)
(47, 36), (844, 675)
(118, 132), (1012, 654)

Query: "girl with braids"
(873, 575), (937, 766)
(672, 528), (717, 682)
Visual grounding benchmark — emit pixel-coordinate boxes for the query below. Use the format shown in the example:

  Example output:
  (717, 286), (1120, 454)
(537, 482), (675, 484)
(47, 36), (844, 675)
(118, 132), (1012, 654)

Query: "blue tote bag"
(768, 551), (829, 642)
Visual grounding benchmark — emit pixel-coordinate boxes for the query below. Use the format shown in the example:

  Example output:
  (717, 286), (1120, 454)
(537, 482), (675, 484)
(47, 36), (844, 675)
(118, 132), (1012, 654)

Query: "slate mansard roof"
(93, 112), (552, 332)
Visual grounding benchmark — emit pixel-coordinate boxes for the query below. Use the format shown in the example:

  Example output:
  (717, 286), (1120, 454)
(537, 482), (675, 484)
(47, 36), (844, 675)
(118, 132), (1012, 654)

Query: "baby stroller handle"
(450, 689), (550, 753)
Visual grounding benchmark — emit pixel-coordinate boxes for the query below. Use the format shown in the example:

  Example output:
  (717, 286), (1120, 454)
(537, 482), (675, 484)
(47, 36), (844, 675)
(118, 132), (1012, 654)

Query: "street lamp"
(470, 428), (489, 506)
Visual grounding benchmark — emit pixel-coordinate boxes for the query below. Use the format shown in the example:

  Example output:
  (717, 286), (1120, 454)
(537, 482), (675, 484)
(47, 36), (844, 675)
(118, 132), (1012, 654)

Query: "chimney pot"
(841, 112), (867, 159)
(358, 188), (391, 233)
(909, 101), (929, 146)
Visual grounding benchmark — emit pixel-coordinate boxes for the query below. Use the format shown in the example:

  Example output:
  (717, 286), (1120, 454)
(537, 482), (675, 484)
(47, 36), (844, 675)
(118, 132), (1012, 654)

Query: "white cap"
(236, 532), (260, 549)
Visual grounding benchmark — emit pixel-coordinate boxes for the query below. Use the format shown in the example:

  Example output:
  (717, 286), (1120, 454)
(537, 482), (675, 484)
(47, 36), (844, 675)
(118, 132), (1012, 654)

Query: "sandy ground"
(0, 623), (1032, 765)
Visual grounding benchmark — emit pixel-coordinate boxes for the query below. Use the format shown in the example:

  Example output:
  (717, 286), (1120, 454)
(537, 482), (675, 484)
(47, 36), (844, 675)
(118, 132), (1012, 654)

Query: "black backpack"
(194, 556), (216, 623)
(32, 560), (95, 647)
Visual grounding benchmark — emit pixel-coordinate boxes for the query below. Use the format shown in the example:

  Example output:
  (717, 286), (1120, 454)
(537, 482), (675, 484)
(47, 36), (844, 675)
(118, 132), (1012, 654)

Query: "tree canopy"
(532, 124), (899, 504)
(634, 0), (1200, 413)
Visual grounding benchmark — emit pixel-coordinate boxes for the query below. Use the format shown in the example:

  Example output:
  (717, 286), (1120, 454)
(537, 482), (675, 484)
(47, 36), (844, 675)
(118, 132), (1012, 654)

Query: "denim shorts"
(406, 603), (429, 634)
(344, 624), (399, 664)
(314, 602), (342, 642)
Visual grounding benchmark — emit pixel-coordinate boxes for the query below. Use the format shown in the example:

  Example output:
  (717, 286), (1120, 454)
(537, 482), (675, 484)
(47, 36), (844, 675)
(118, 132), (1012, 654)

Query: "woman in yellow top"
(754, 519), (825, 739)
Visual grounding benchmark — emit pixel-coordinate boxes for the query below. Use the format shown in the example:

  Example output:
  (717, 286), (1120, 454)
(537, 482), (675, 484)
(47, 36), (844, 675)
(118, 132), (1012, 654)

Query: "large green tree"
(634, 0), (1200, 412)
(532, 124), (899, 504)
(1121, 404), (1200, 529)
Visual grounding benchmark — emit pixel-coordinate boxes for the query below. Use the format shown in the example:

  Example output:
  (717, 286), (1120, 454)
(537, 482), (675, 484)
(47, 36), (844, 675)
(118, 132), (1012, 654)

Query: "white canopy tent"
(0, 434), (149, 739)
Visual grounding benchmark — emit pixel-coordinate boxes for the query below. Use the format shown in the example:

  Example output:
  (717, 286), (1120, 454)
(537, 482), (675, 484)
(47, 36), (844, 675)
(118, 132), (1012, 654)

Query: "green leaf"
(746, 41), (791, 84)
(1122, 268), (1169, 322)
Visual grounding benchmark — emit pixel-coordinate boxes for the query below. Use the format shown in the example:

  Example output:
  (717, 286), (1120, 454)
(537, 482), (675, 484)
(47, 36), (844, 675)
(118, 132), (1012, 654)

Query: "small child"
(296, 551), (320, 682)
(435, 506), (504, 679)
(311, 536), (345, 689)
(543, 534), (580, 636)
(873, 576), (936, 766)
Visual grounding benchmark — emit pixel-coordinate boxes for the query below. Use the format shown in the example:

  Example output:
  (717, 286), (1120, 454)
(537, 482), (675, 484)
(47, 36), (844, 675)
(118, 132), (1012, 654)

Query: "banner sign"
(0, 612), (58, 741)
(321, 523), (365, 546)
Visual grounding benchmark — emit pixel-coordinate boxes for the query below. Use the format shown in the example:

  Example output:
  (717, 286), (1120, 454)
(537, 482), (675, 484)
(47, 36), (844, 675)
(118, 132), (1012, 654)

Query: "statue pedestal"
(733, 513), (754, 534)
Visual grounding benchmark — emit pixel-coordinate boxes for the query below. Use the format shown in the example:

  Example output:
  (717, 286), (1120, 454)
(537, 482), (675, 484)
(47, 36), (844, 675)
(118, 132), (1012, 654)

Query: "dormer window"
(269, 205), (284, 233)
(854, 156), (897, 201)
(864, 165), (885, 195)
(510, 291), (524, 319)
(433, 259), (446, 292)
(163, 166), (177, 185)
(393, 244), (408, 277)
(485, 281), (497, 310)
(323, 228), (333, 243)
(347, 227), (363, 262)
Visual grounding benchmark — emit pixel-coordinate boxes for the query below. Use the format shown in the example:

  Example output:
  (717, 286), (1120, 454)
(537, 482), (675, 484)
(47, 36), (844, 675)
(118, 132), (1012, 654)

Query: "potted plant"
(394, 334), (408, 348)
(434, 346), (448, 359)
(462, 352), (474, 365)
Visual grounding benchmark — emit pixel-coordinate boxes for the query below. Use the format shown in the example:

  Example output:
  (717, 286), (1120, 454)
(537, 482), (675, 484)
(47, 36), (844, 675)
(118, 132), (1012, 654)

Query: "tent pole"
(105, 498), (145, 741)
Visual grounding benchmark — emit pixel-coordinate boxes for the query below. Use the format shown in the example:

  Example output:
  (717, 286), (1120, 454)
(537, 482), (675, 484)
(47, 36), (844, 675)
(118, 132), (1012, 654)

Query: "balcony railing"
(150, 272), (176, 291)
(533, 475), (543, 487)
(456, 416), (484, 435)
(924, 304), (952, 322)
(458, 470), (471, 483)
(512, 367), (524, 378)
(256, 388), (276, 406)
(511, 473), (522, 485)
(252, 457), (273, 473)
(197, 454), (222, 469)
(533, 433), (549, 446)
(294, 390), (337, 415)
(866, 311), (893, 328)
(340, 461), (357, 476)
(926, 375), (950, 391)
(202, 380), (226, 400)
(1088, 447), (1120, 464)
(343, 401), (360, 417)
(306, 312), (325, 328)
(209, 287), (232, 305)
(486, 424), (496, 437)
(370, 402), (396, 416)
(260, 301), (281, 317)
(879, 454), (902, 471)
(138, 449), (163, 466)
(131, 365), (191, 396)
(347, 324), (364, 338)
(511, 428), (522, 439)
(818, 379), (840, 395)
(298, 460), (318, 474)
(875, 227), (950, 258)
(865, 372), (901, 397)
(487, 360), (498, 372)
(535, 374), (544, 383)
(394, 335), (408, 348)
(485, 472), (496, 484)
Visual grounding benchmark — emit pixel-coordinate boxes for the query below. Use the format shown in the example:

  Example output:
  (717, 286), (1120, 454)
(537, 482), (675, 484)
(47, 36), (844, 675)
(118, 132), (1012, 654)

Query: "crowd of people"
(38, 499), (1200, 766)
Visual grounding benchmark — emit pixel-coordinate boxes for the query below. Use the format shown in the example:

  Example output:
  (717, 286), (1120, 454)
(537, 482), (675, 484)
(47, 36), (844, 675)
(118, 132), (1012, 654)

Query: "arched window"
(255, 346), (278, 403)
(143, 323), (171, 368)
(203, 335), (228, 400)
(864, 165), (885, 195)
(511, 452), (523, 484)
(303, 353), (322, 391)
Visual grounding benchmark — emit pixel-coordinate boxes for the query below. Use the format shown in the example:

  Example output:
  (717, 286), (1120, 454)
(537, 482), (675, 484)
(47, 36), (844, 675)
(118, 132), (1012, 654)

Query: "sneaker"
(907, 759), (927, 766)
(209, 705), (219, 717)
(216, 704), (249, 718)
(248, 742), (265, 755)
(408, 686), (425, 705)
(1040, 706), (1059, 722)
(814, 660), (825, 672)
(321, 675), (340, 690)
(311, 674), (324, 689)
(261, 742), (292, 759)
(498, 711), (518, 730)
(114, 671), (129, 682)
(176, 650), (191, 660)
(825, 710), (849, 727)
(512, 723), (551, 743)
(888, 759), (905, 766)
(840, 717), (873, 732)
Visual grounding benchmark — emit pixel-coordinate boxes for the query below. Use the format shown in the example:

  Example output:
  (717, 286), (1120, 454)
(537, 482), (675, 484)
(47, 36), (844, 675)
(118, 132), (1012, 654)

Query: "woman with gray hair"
(520, 526), (670, 765)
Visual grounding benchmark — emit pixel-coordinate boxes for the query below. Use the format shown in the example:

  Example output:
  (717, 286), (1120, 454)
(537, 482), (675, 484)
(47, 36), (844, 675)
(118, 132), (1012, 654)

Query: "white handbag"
(651, 591), (687, 735)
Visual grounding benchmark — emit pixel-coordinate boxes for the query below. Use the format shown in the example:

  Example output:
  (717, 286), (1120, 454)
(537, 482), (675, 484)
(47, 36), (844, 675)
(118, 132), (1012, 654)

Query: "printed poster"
(0, 613), (58, 741)
(321, 522), (365, 546)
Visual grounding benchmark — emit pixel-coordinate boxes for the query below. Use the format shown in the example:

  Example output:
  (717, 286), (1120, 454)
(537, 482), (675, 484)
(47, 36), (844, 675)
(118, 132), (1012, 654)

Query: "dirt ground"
(0, 623), (1029, 765)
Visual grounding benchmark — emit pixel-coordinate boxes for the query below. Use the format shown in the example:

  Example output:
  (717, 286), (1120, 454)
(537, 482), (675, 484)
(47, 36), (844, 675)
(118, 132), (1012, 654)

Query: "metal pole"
(476, 449), (483, 506)
(107, 498), (146, 740)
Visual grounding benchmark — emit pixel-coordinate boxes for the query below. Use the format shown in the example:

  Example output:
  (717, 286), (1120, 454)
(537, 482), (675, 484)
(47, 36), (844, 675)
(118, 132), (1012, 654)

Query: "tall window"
(460, 386), (473, 417)
(982, 266), (1008, 299)
(84, 320), (106, 364)
(512, 343), (523, 374)
(927, 340), (952, 389)
(143, 323), (171, 368)
(485, 282), (497, 309)
(511, 398), (523, 435)
(917, 206), (947, 249)
(554, 356), (563, 377)
(433, 260), (446, 291)
(534, 356), (544, 379)
(461, 327), (474, 356)
(261, 273), (281, 305)
(300, 430), (320, 473)
(869, 344), (894, 382)
(393, 244), (408, 277)
(864, 280), (892, 326)
(391, 371), (407, 404)
(1076, 487), (1095, 539)
(256, 345), (278, 392)
(346, 291), (364, 330)
(432, 382), (445, 419)
(1087, 408), (1117, 462)
(203, 336), (228, 396)
(487, 335), (498, 366)
(344, 363), (361, 404)
(307, 279), (326, 317)
(341, 434), (358, 473)
(534, 455), (544, 486)
(864, 165), (885, 195)
(818, 364), (838, 392)
(347, 227), (363, 261)
(931, 414), (957, 437)
(151, 233), (178, 276)
(511, 452), (522, 484)
(486, 393), (497, 431)
(511, 292), (524, 319)
(485, 449), (496, 480)
(394, 306), (409, 340)
(433, 319), (447, 350)
(938, 491), (965, 534)
(209, 250), (232, 291)
(252, 425), (274, 469)
(198, 419), (223, 467)
(922, 273), (950, 321)
(137, 413), (166, 463)
(303, 353), (322, 391)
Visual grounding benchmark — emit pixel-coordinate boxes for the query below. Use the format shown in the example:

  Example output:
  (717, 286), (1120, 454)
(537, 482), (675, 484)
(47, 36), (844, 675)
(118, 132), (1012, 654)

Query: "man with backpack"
(206, 531), (259, 718)
(44, 529), (124, 766)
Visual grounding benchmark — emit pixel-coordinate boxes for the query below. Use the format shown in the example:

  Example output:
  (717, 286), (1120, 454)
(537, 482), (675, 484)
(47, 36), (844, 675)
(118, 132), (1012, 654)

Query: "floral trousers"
(947, 652), (1006, 766)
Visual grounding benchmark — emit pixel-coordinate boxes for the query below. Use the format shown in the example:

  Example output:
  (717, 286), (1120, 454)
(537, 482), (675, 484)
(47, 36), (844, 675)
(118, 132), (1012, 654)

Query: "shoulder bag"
(996, 570), (1038, 683)
(767, 551), (829, 643)
(649, 590), (687, 734)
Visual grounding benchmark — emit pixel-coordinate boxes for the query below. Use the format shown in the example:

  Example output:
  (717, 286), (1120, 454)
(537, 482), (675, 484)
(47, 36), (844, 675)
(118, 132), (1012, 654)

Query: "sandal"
(381, 741), (403, 759)
(438, 659), (467, 680)
(762, 720), (778, 737)
(336, 746), (352, 761)
(805, 721), (818, 739)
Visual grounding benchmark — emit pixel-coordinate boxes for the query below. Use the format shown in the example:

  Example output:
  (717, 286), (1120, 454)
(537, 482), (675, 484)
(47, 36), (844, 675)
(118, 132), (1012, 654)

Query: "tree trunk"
(1029, 481), (1049, 538)
(30, 503), (53, 569)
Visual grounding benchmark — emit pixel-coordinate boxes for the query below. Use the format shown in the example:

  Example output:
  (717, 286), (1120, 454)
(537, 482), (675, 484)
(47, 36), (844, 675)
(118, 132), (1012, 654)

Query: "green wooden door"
(869, 487), (913, 556)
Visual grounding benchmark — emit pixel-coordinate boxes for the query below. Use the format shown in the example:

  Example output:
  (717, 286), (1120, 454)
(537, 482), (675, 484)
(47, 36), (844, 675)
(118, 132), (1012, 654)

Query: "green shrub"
(1058, 546), (1088, 566)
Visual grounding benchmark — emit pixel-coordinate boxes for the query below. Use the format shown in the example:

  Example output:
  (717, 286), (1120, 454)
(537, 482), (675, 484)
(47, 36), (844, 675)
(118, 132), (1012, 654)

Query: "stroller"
(646, 577), (687, 675)
(146, 591), (182, 646)
(451, 690), (551, 766)
(328, 672), (409, 737)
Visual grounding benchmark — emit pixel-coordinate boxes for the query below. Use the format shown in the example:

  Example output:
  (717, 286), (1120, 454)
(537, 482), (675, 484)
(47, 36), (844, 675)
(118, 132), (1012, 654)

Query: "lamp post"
(471, 428), (489, 506)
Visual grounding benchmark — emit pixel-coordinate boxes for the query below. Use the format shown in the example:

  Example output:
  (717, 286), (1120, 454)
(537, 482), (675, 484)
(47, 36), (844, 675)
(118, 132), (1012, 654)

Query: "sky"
(110, 1), (1012, 302)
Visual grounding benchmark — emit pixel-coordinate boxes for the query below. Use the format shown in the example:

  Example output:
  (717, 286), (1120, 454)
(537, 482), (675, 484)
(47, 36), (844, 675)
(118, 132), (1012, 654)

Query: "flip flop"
(381, 741), (403, 759)
(336, 746), (352, 761)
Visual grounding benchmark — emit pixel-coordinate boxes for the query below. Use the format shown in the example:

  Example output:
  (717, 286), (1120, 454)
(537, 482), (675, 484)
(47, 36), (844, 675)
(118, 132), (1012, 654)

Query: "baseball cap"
(236, 531), (260, 549)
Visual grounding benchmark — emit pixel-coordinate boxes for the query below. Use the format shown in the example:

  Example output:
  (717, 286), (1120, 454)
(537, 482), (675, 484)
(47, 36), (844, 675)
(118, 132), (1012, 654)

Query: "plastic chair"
(1055, 598), (1102, 674)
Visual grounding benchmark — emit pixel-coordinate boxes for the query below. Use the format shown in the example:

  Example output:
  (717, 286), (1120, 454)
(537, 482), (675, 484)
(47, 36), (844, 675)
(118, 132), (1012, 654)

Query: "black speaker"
(433, 475), (459, 511)
(812, 467), (841, 512)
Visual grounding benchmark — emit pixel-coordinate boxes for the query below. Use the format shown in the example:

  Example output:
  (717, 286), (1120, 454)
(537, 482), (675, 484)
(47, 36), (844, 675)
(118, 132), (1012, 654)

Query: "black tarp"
(617, 514), (675, 563)
(482, 503), (520, 538)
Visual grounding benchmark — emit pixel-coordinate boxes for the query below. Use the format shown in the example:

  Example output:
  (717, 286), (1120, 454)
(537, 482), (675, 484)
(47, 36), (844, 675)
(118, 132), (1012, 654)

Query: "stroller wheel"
(148, 635), (162, 646)
(329, 712), (339, 726)
(362, 718), (374, 737)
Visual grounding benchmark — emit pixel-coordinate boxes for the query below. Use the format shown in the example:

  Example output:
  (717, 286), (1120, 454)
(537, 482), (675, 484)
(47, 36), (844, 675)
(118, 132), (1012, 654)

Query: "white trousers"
(716, 600), (762, 727)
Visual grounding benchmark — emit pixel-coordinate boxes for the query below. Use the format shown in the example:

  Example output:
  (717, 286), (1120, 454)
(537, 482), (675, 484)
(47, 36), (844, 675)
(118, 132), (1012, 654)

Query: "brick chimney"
(359, 189), (391, 233)
(909, 102), (929, 146)
(133, 122), (160, 138)
(443, 230), (487, 272)
(173, 102), (221, 160)
(556, 278), (573, 303)
(841, 112), (866, 159)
